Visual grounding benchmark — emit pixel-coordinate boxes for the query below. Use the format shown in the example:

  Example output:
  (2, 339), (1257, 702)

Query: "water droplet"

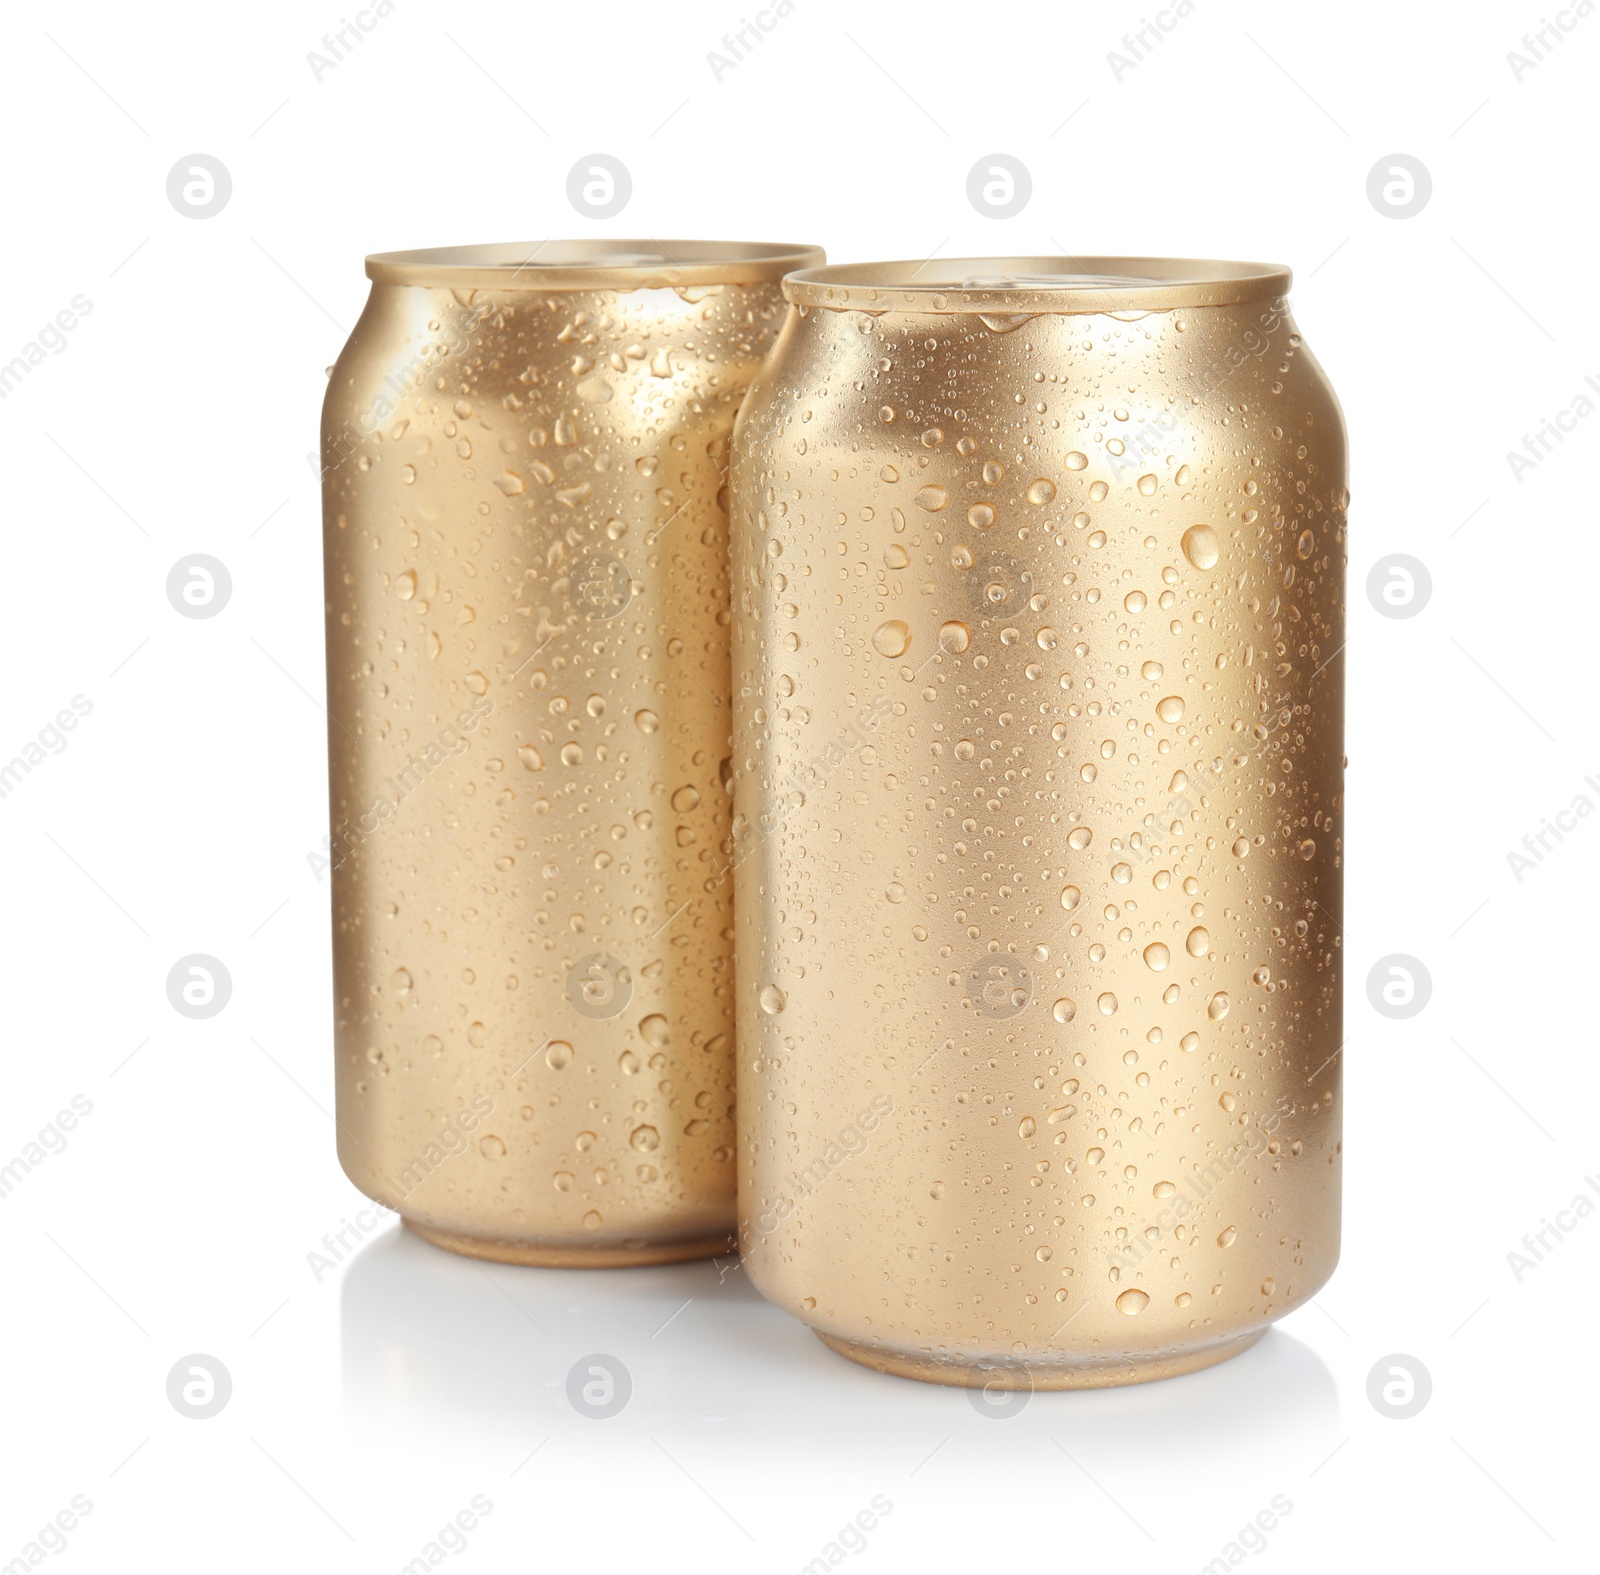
(1153, 1181), (1175, 1199)
(914, 485), (949, 512)
(1298, 838), (1316, 861)
(1124, 590), (1147, 613)
(390, 968), (412, 993)
(518, 745), (544, 771)
(639, 1014), (669, 1047)
(759, 985), (787, 1015)
(967, 503), (995, 529)
(494, 471), (525, 496)
(1137, 474), (1158, 496)
(1208, 992), (1230, 1021)
(545, 1040), (573, 1069)
(1097, 992), (1118, 1016)
(873, 620), (911, 658)
(1181, 524), (1220, 570)
(630, 1124), (660, 1152)
(938, 620), (971, 652)
(884, 543), (911, 569)
(1231, 837), (1250, 858)
(930, 1180), (945, 1199)
(1027, 479), (1056, 505)
(1018, 1116), (1037, 1138)
(1060, 885), (1081, 911)
(1156, 695), (1185, 723)
(1143, 942), (1170, 972)
(1116, 1288), (1149, 1315)
(1065, 451), (1088, 470)
(672, 785), (701, 813)
(1218, 1225), (1237, 1248)
(1186, 927), (1210, 957)
(478, 1134), (506, 1158)
(396, 570), (418, 601)
(1052, 998), (1076, 1023)
(635, 709), (659, 734)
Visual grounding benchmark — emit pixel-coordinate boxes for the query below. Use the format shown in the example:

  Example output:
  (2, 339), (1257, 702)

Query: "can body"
(322, 240), (822, 1266)
(732, 258), (1345, 1383)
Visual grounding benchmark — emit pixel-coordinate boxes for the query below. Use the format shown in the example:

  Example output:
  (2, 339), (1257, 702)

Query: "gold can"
(731, 257), (1346, 1384)
(322, 239), (823, 1266)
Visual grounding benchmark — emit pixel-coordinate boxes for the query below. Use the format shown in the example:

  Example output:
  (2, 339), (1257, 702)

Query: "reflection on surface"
(342, 1223), (1340, 1481)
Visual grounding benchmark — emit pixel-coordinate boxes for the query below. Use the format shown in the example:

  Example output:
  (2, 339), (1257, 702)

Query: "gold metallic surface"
(323, 239), (822, 1265)
(731, 257), (1345, 1384)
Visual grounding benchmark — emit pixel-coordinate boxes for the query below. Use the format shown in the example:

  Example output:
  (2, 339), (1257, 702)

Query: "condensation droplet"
(1181, 524), (1220, 570)
(873, 620), (911, 658)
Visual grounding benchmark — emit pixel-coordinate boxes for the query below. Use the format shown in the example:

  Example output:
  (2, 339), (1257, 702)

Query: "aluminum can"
(731, 257), (1345, 1384)
(323, 239), (823, 1266)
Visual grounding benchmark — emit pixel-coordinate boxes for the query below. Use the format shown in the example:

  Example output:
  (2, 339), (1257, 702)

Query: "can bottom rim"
(813, 1324), (1268, 1389)
(403, 1216), (736, 1269)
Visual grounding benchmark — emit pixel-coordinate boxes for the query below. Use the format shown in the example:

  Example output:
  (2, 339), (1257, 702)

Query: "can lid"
(366, 239), (825, 289)
(782, 257), (1290, 314)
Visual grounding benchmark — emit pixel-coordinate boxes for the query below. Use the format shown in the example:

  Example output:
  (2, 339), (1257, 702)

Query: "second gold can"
(731, 258), (1346, 1385)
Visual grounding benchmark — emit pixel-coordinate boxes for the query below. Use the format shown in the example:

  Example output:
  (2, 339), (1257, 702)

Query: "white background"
(1, 0), (1593, 1569)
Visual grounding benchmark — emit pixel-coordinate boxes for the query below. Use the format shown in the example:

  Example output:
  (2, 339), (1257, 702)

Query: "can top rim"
(782, 257), (1292, 313)
(366, 239), (826, 289)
